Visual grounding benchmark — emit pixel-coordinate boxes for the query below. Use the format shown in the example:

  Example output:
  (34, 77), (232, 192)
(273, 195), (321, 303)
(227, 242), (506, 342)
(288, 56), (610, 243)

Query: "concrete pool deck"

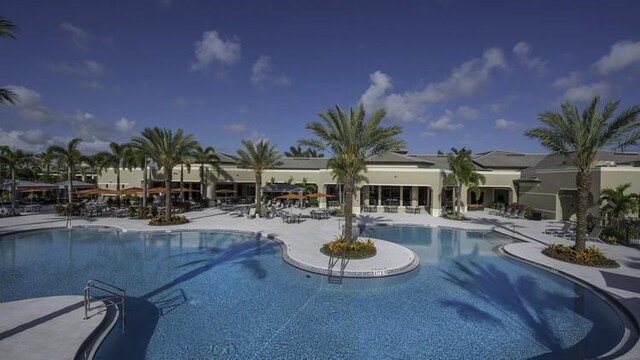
(1, 207), (639, 358)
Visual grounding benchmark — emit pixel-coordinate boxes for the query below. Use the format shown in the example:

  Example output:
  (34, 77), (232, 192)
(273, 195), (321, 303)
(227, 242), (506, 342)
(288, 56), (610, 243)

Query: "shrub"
(542, 244), (618, 268)
(320, 236), (376, 259)
(148, 215), (189, 226)
(442, 210), (465, 220)
(53, 203), (83, 216)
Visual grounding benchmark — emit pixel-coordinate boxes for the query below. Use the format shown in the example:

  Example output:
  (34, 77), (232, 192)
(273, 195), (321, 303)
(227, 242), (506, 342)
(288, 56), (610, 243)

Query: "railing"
(84, 279), (126, 332)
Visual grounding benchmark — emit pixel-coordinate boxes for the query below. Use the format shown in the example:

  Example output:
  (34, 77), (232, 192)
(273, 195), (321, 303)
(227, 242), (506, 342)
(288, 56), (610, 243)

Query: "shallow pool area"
(0, 227), (627, 359)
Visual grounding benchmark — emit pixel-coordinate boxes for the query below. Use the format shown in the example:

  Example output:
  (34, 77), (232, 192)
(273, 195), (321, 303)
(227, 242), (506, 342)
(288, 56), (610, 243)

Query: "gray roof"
(1, 180), (59, 190)
(367, 152), (434, 165)
(275, 157), (329, 169)
(520, 151), (640, 179)
(54, 180), (96, 189)
(408, 155), (450, 169)
(472, 150), (546, 169)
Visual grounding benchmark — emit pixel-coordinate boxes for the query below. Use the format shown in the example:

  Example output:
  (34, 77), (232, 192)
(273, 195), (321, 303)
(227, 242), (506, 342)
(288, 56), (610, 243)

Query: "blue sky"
(1, 0), (639, 155)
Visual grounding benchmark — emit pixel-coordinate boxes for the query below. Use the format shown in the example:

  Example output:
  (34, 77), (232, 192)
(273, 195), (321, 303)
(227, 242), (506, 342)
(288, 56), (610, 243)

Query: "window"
(369, 186), (379, 205)
(418, 187), (430, 206)
(402, 187), (412, 206)
(381, 186), (400, 205)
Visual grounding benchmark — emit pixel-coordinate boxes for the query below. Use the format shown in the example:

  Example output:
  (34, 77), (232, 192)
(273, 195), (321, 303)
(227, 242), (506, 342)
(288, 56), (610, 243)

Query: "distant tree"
(47, 138), (83, 205)
(236, 139), (282, 217)
(444, 148), (486, 216)
(131, 128), (198, 221)
(96, 142), (132, 205)
(0, 17), (18, 104)
(0, 146), (33, 212)
(600, 183), (638, 221)
(301, 104), (404, 241)
(190, 144), (220, 203)
(525, 96), (640, 250)
(284, 145), (324, 157)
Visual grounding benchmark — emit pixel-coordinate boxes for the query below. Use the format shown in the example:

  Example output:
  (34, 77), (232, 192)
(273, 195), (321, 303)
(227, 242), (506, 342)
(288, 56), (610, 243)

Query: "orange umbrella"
(305, 192), (336, 198)
(215, 189), (236, 194)
(77, 188), (117, 195)
(275, 193), (306, 200)
(120, 187), (143, 195)
(147, 187), (167, 194)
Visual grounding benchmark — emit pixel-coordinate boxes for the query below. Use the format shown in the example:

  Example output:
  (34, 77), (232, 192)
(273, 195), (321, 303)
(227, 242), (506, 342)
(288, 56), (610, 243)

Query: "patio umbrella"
(120, 187), (143, 195)
(19, 188), (52, 193)
(215, 189), (236, 194)
(148, 187), (167, 194)
(77, 188), (118, 195)
(306, 192), (336, 198)
(275, 193), (306, 200)
(173, 187), (200, 193)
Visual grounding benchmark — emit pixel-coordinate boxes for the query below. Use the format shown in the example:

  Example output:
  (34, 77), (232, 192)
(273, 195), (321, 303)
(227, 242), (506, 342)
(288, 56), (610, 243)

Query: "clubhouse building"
(97, 150), (640, 220)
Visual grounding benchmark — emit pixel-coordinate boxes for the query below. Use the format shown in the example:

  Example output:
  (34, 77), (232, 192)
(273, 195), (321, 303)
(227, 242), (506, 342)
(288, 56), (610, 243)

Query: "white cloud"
(251, 55), (292, 89)
(222, 123), (247, 133)
(59, 22), (90, 50)
(558, 81), (609, 103)
(361, 48), (506, 122)
(552, 71), (583, 89)
(454, 106), (479, 120)
(49, 59), (105, 77)
(593, 40), (640, 75)
(172, 97), (187, 107)
(494, 119), (521, 131)
(79, 80), (106, 91)
(191, 30), (241, 71)
(513, 42), (548, 74)
(429, 110), (463, 131)
(115, 117), (135, 133)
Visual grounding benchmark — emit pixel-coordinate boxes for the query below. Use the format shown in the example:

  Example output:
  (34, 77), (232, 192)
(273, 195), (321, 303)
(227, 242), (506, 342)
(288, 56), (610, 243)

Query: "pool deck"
(1, 208), (639, 358)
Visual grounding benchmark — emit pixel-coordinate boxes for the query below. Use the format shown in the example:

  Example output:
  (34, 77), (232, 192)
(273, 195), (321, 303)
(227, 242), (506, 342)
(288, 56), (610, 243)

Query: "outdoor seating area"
(404, 206), (421, 214)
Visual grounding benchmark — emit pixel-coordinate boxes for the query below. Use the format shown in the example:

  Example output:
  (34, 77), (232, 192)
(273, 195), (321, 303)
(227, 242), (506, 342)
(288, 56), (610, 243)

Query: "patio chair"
(498, 207), (516, 218)
(566, 226), (603, 242)
(543, 222), (572, 236)
(246, 208), (256, 219)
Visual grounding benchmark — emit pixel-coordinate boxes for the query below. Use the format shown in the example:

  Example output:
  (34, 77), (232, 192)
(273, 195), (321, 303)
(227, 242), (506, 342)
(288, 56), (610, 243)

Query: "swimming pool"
(0, 227), (627, 359)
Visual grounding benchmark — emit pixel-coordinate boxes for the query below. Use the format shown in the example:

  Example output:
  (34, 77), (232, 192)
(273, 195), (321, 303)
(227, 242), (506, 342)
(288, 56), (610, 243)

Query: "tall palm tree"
(236, 139), (282, 217)
(131, 128), (198, 221)
(0, 17), (18, 105)
(96, 142), (131, 205)
(47, 138), (83, 205)
(191, 145), (220, 203)
(0, 146), (32, 212)
(525, 96), (640, 249)
(35, 151), (55, 182)
(600, 183), (638, 222)
(126, 147), (150, 207)
(444, 147), (486, 216)
(301, 104), (404, 241)
(80, 153), (105, 184)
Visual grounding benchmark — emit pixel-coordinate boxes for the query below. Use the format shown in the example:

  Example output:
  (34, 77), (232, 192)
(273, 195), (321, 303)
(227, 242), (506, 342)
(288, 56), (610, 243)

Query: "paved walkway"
(0, 296), (107, 360)
(1, 208), (639, 358)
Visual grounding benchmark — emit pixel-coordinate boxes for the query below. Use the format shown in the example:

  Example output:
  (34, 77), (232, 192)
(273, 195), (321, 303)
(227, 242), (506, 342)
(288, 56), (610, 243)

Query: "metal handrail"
(84, 279), (126, 332)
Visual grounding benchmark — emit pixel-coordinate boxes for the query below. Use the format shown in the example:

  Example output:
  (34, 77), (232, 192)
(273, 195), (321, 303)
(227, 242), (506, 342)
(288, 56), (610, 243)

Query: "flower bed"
(542, 244), (619, 268)
(148, 215), (189, 226)
(320, 236), (376, 259)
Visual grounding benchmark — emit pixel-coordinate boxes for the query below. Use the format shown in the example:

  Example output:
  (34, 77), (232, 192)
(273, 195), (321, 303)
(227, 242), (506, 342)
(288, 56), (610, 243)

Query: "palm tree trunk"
(10, 167), (16, 212)
(180, 165), (185, 203)
(142, 158), (148, 208)
(344, 175), (355, 242)
(67, 166), (73, 205)
(255, 172), (262, 216)
(200, 164), (205, 202)
(575, 171), (591, 250)
(165, 170), (172, 221)
(116, 166), (121, 207)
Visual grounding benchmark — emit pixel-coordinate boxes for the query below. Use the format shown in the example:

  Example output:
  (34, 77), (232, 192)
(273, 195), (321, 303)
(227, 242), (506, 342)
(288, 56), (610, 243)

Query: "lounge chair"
(246, 208), (256, 219)
(566, 226), (603, 242)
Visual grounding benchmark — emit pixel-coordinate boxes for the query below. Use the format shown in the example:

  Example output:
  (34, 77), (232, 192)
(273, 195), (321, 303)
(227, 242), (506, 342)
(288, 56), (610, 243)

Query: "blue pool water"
(0, 227), (626, 359)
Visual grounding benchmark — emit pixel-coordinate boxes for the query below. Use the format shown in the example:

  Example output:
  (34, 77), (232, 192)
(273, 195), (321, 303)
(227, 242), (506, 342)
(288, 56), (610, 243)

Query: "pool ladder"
(83, 279), (126, 332)
(327, 248), (348, 284)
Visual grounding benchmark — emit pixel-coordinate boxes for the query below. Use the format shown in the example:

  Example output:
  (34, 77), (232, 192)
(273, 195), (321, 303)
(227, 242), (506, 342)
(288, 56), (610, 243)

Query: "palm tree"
(444, 148), (486, 216)
(35, 151), (55, 182)
(525, 96), (640, 249)
(126, 147), (150, 207)
(600, 183), (638, 222)
(96, 142), (131, 205)
(191, 145), (220, 204)
(0, 17), (18, 105)
(284, 145), (325, 157)
(131, 128), (198, 221)
(47, 138), (83, 205)
(0, 147), (32, 212)
(301, 104), (404, 241)
(80, 153), (106, 184)
(236, 139), (282, 217)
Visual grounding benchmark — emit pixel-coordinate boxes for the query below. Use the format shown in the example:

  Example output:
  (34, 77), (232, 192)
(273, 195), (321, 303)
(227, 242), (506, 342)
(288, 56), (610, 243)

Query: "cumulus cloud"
(251, 55), (292, 89)
(221, 123), (248, 133)
(115, 117), (135, 133)
(191, 30), (241, 71)
(552, 71), (583, 89)
(429, 110), (463, 131)
(593, 40), (640, 75)
(0, 85), (134, 152)
(494, 119), (521, 131)
(558, 81), (609, 103)
(454, 106), (479, 120)
(361, 48), (506, 122)
(513, 42), (548, 74)
(49, 59), (105, 77)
